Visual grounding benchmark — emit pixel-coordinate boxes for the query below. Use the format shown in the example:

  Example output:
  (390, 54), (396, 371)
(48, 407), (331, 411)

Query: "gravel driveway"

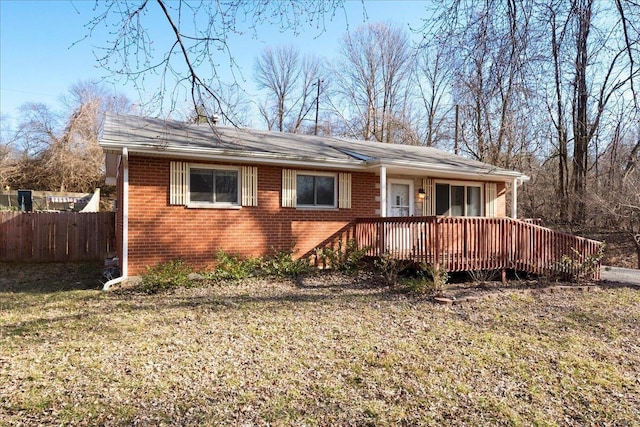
(601, 266), (640, 285)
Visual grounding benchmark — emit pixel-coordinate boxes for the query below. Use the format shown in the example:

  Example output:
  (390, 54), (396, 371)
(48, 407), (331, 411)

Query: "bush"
(316, 239), (370, 274)
(261, 249), (311, 278)
(403, 263), (448, 295)
(140, 260), (194, 293)
(558, 244), (605, 283)
(212, 250), (261, 281)
(374, 252), (414, 286)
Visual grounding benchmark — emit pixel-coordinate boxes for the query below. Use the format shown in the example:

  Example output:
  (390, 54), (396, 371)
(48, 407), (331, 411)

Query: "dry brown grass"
(1, 263), (639, 426)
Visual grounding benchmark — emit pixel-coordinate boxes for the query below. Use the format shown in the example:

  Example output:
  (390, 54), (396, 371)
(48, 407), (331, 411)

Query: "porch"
(315, 216), (603, 281)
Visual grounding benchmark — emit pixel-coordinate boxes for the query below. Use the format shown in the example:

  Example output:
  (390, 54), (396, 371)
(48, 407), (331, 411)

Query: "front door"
(387, 180), (414, 217)
(386, 180), (414, 256)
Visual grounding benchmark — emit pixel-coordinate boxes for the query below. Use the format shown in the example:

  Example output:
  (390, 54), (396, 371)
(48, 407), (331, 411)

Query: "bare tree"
(542, 0), (640, 224)
(8, 83), (132, 192)
(0, 115), (20, 190)
(84, 0), (347, 124)
(186, 83), (254, 127)
(254, 45), (323, 133)
(422, 0), (640, 228)
(429, 0), (538, 168)
(413, 40), (453, 147)
(592, 126), (640, 267)
(214, 84), (254, 127)
(541, 0), (573, 220)
(333, 22), (414, 143)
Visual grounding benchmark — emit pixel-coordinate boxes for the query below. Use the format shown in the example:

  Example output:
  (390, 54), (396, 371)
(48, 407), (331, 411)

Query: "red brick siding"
(123, 156), (378, 275)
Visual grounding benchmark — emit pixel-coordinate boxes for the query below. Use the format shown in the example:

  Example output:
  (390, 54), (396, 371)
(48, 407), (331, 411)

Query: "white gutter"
(103, 147), (129, 291)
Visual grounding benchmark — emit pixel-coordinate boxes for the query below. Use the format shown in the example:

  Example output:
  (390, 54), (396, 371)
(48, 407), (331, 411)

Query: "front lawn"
(1, 264), (639, 426)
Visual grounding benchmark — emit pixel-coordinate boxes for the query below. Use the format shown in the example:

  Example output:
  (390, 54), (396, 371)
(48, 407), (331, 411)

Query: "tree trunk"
(570, 0), (592, 225)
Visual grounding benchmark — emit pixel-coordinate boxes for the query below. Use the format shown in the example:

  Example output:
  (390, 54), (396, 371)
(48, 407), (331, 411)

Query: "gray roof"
(100, 114), (528, 182)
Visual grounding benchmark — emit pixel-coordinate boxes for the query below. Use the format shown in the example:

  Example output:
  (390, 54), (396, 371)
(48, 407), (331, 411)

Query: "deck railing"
(346, 216), (602, 280)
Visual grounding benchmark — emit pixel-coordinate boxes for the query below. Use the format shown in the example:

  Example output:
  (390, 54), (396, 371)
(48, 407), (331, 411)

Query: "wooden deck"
(316, 216), (603, 281)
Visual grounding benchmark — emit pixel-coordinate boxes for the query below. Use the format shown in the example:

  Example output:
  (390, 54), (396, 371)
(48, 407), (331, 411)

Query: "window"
(435, 182), (482, 216)
(189, 167), (239, 206)
(296, 174), (336, 207)
(170, 162), (257, 208)
(282, 169), (350, 209)
(466, 186), (482, 216)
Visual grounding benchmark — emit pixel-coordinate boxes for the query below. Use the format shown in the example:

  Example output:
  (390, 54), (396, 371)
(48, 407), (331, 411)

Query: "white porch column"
(512, 177), (518, 219)
(380, 165), (387, 217)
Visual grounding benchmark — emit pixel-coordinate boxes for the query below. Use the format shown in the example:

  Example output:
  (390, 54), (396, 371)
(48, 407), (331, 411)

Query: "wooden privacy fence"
(318, 216), (602, 281)
(0, 211), (116, 262)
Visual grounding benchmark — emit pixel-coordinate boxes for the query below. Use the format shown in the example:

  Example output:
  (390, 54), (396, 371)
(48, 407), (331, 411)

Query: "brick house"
(100, 114), (529, 283)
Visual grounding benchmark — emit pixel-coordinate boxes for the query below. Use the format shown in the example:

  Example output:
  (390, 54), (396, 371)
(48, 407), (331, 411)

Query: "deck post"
(434, 216), (440, 272)
(512, 178), (518, 219)
(380, 165), (387, 218)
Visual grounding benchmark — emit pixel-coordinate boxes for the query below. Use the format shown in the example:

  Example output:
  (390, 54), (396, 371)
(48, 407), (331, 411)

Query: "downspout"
(380, 165), (387, 217)
(103, 147), (129, 290)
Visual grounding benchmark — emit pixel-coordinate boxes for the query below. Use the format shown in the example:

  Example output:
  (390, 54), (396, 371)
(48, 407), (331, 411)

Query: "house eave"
(100, 141), (365, 171)
(101, 142), (530, 183)
(364, 160), (529, 183)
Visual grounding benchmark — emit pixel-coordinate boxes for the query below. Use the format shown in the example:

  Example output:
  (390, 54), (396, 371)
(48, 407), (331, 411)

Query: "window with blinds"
(282, 169), (351, 209)
(169, 162), (257, 208)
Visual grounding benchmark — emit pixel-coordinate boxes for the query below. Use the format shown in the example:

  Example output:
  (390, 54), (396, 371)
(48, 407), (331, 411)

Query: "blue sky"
(0, 0), (431, 126)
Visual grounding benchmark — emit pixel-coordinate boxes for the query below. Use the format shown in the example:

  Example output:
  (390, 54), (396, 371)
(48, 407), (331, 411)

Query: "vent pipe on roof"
(211, 115), (219, 125)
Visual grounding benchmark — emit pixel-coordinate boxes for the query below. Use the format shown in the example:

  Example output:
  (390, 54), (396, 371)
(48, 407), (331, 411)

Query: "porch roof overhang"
(101, 114), (530, 184)
(363, 160), (529, 183)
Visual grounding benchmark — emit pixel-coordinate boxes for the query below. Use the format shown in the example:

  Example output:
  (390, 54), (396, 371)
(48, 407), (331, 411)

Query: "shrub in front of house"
(139, 249), (313, 292)
(210, 250), (262, 281)
(140, 260), (194, 293)
(401, 263), (449, 295)
(374, 252), (415, 286)
(315, 239), (370, 274)
(260, 248), (312, 278)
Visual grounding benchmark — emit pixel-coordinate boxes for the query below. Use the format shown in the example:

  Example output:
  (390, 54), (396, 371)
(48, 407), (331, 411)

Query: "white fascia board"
(364, 160), (528, 182)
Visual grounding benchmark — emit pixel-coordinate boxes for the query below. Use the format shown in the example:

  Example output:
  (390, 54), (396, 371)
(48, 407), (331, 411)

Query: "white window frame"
(295, 171), (338, 209)
(187, 164), (241, 209)
(433, 180), (484, 217)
